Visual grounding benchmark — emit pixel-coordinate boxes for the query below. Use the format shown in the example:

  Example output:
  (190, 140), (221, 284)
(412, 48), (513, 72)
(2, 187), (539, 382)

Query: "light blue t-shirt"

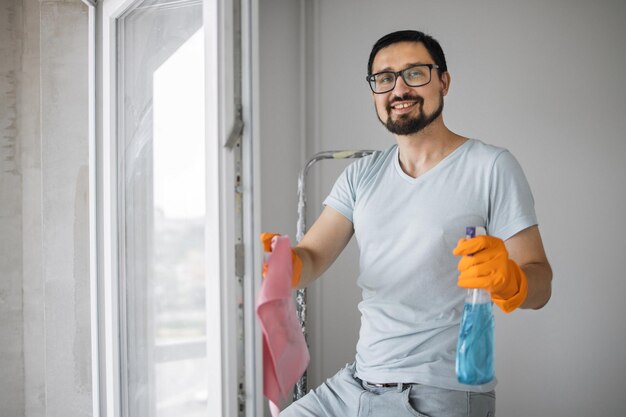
(323, 139), (537, 392)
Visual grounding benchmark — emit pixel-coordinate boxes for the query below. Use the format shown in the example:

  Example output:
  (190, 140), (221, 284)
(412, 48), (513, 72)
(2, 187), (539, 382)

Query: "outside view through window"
(153, 28), (207, 417)
(119, 1), (211, 414)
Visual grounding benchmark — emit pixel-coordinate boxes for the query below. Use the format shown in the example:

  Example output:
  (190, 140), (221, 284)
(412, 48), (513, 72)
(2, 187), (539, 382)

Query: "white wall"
(258, 0), (305, 240)
(276, 0), (625, 416)
(0, 0), (93, 415)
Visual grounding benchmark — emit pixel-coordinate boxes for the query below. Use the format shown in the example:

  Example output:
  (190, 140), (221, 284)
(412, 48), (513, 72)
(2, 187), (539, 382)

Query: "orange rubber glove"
(453, 235), (528, 313)
(260, 232), (302, 288)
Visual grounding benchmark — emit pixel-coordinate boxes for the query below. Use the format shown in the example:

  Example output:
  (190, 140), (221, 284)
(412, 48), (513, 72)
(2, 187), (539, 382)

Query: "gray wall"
(258, 0), (305, 239)
(1, 0), (25, 413)
(260, 0), (626, 416)
(0, 0), (92, 415)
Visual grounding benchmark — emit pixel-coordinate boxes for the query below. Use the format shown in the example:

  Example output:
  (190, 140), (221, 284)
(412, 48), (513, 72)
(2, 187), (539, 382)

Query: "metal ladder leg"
(293, 150), (375, 401)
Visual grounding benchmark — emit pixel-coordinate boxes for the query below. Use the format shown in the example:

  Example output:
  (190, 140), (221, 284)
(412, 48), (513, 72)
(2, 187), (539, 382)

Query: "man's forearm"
(293, 246), (318, 289)
(520, 261), (552, 310)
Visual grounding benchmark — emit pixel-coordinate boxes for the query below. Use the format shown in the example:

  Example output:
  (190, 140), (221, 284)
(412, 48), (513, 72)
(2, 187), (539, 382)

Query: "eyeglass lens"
(370, 65), (433, 93)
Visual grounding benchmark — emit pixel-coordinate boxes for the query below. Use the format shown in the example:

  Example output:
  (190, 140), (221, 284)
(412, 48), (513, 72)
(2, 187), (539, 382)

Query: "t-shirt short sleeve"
(487, 150), (538, 240)
(323, 161), (361, 223)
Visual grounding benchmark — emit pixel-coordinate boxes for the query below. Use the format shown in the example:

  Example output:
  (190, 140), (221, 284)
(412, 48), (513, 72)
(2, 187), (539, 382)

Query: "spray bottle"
(456, 226), (495, 385)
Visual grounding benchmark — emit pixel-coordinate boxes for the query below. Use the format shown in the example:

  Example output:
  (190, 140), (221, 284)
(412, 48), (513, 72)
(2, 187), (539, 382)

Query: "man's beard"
(378, 92), (444, 135)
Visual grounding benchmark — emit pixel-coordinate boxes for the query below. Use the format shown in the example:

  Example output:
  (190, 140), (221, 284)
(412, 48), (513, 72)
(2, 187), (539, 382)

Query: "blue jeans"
(281, 363), (495, 417)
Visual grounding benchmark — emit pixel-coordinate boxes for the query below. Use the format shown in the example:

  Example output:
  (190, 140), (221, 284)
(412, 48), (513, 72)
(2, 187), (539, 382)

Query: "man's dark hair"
(367, 30), (448, 76)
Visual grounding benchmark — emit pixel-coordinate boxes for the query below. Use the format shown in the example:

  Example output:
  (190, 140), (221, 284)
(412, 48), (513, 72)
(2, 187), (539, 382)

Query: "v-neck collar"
(393, 139), (473, 184)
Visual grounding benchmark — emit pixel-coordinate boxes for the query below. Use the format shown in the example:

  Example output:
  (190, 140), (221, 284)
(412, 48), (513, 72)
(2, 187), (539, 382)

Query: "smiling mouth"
(392, 102), (416, 109)
(389, 101), (419, 114)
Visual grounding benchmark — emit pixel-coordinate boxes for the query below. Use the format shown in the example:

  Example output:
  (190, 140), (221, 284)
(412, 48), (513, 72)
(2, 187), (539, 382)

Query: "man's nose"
(392, 75), (412, 95)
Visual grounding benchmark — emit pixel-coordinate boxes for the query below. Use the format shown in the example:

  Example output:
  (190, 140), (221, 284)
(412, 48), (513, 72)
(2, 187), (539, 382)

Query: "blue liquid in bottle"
(456, 227), (495, 385)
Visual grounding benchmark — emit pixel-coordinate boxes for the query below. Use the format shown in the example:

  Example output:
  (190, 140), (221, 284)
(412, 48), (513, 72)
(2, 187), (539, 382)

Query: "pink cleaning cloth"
(256, 235), (310, 416)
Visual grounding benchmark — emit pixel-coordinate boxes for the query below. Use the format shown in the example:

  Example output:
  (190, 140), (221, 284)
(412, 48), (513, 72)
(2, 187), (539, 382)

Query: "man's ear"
(440, 71), (451, 96)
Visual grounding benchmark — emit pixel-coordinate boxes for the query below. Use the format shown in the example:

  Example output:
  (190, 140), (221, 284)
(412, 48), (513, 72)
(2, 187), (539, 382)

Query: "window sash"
(96, 0), (243, 416)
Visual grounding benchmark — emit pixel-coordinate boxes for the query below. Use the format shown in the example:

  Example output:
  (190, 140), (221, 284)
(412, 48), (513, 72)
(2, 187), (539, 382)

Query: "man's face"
(370, 41), (448, 135)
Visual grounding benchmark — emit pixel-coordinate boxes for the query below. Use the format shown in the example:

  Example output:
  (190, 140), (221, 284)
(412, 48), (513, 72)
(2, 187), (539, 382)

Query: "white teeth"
(393, 102), (414, 109)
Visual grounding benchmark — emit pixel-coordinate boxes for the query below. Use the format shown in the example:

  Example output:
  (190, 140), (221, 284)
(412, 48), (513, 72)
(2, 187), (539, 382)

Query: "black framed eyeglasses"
(366, 64), (440, 94)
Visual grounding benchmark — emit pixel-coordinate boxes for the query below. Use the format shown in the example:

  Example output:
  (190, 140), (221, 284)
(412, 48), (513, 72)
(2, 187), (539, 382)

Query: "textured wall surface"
(0, 0), (25, 414)
(20, 0), (45, 416)
(0, 0), (92, 415)
(39, 2), (92, 416)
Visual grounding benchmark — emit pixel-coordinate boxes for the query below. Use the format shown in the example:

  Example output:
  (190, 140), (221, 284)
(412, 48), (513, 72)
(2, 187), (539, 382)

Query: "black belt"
(367, 382), (401, 388)
(357, 375), (410, 388)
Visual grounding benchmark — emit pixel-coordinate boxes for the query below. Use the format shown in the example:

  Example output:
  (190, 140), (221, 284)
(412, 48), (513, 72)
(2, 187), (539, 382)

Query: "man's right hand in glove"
(260, 233), (302, 288)
(261, 206), (354, 289)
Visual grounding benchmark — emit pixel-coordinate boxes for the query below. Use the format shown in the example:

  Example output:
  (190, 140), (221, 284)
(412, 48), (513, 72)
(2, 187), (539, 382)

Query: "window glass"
(117, 1), (208, 415)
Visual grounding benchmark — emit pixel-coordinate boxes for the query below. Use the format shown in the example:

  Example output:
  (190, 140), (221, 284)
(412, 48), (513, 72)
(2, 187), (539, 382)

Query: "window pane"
(117, 1), (207, 415)
(153, 29), (206, 346)
(155, 358), (208, 417)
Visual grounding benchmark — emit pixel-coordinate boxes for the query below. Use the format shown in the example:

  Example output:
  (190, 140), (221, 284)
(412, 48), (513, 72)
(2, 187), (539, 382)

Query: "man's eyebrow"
(374, 62), (427, 73)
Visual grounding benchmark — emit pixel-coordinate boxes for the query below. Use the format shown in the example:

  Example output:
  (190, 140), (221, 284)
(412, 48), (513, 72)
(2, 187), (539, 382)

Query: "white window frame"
(242, 1), (264, 415)
(83, 2), (99, 417)
(93, 0), (245, 415)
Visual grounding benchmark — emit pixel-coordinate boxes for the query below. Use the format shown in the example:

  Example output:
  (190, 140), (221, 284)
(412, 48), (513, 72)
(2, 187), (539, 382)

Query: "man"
(269, 30), (552, 417)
